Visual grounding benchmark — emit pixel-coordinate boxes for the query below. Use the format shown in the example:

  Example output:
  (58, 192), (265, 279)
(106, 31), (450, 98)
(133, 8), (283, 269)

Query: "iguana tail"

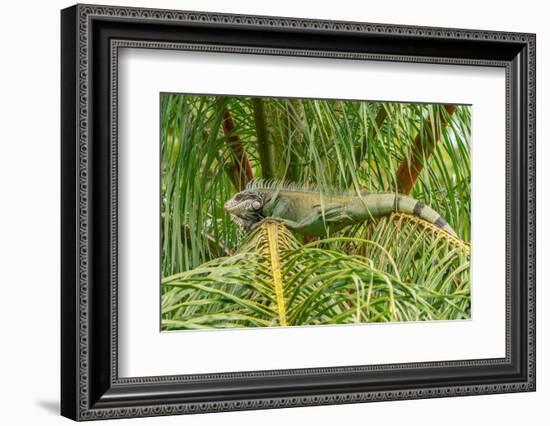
(357, 193), (458, 237)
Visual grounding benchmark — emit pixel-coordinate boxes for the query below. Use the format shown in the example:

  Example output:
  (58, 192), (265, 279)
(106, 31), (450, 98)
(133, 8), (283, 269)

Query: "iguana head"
(224, 190), (266, 231)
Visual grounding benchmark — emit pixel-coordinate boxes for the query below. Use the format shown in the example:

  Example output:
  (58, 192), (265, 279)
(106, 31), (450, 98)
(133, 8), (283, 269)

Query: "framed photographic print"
(61, 4), (536, 421)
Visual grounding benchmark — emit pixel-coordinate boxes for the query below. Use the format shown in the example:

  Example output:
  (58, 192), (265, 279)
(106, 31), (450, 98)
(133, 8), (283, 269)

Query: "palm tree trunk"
(396, 105), (456, 194)
(252, 98), (275, 179)
(221, 109), (253, 190)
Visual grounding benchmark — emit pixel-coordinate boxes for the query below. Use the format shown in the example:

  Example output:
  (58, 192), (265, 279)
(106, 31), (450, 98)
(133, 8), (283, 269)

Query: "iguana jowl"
(224, 180), (457, 237)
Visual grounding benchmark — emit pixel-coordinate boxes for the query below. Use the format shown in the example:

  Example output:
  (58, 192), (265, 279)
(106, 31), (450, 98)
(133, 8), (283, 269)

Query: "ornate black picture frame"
(61, 4), (536, 421)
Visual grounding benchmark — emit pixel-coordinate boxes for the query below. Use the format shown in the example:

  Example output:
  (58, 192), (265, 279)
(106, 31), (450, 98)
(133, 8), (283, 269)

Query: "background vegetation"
(160, 95), (471, 330)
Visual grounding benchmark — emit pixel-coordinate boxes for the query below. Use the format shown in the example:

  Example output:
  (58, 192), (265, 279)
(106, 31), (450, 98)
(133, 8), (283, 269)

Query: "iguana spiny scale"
(224, 180), (457, 237)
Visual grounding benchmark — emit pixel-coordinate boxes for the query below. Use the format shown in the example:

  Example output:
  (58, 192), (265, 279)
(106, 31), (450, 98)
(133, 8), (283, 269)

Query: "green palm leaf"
(162, 217), (470, 330)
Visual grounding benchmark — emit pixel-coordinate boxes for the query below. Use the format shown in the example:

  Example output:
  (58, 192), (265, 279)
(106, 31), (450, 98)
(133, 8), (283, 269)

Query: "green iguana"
(224, 180), (457, 237)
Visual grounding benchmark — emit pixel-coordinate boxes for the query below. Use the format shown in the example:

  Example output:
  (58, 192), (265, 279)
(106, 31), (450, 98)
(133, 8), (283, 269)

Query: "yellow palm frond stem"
(243, 219), (298, 326)
(265, 221), (287, 326)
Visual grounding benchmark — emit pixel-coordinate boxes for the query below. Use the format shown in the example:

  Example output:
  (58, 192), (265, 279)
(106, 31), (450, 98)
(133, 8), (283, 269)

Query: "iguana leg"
(317, 205), (352, 223)
(265, 199), (352, 235)
(260, 197), (301, 229)
(280, 205), (351, 234)
(270, 197), (292, 217)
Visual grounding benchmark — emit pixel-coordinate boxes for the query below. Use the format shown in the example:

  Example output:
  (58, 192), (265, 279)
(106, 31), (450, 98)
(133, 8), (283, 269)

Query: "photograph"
(160, 94), (472, 331)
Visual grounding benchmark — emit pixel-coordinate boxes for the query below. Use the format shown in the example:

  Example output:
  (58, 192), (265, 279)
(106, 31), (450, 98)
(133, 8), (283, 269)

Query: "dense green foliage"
(160, 95), (471, 330)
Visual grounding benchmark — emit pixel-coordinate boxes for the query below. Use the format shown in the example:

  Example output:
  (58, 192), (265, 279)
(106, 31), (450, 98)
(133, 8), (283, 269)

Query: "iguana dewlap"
(224, 180), (457, 237)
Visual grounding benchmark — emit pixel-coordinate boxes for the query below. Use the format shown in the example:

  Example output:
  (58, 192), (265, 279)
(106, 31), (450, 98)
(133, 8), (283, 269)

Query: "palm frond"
(162, 217), (470, 330)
